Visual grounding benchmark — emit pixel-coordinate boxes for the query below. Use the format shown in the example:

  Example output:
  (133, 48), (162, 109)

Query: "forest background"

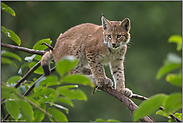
(1, 1), (182, 122)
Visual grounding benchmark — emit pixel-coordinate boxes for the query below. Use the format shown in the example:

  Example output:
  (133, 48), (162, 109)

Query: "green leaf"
(26, 97), (40, 106)
(18, 62), (29, 75)
(156, 110), (169, 117)
(1, 50), (21, 62)
(95, 118), (120, 122)
(166, 73), (182, 87)
(47, 108), (68, 122)
(33, 103), (46, 122)
(61, 74), (95, 88)
(74, 89), (87, 101)
(33, 38), (52, 50)
(56, 97), (74, 107)
(1, 26), (21, 46)
(18, 100), (34, 121)
(1, 2), (16, 16)
(57, 85), (79, 90)
(133, 94), (167, 121)
(46, 81), (60, 87)
(30, 87), (55, 98)
(1, 57), (17, 68)
(33, 54), (42, 61)
(5, 99), (20, 120)
(95, 118), (105, 122)
(168, 113), (182, 122)
(168, 35), (182, 51)
(163, 93), (182, 114)
(6, 76), (22, 84)
(1, 84), (18, 98)
(24, 54), (36, 62)
(56, 56), (78, 76)
(106, 119), (120, 122)
(38, 96), (54, 104)
(29, 61), (43, 75)
(48, 102), (69, 114)
(35, 75), (58, 90)
(57, 87), (87, 101)
(156, 53), (181, 79)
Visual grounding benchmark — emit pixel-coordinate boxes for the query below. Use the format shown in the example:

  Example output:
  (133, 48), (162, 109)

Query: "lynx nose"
(112, 43), (116, 47)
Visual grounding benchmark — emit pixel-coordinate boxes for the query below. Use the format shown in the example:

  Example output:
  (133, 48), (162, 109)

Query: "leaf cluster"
(133, 35), (182, 121)
(1, 3), (94, 122)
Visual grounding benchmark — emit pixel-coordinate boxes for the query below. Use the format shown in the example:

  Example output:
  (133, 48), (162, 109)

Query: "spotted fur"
(41, 15), (133, 97)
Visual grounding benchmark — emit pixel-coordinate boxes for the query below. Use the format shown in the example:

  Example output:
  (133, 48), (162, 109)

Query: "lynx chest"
(99, 46), (125, 65)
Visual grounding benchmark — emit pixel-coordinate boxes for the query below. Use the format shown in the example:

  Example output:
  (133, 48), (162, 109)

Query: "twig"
(98, 87), (155, 122)
(131, 94), (148, 100)
(41, 42), (53, 51)
(1, 82), (58, 122)
(15, 61), (41, 88)
(159, 106), (181, 122)
(1, 43), (45, 55)
(2, 43), (180, 122)
(131, 94), (182, 122)
(2, 67), (56, 122)
(1, 61), (41, 104)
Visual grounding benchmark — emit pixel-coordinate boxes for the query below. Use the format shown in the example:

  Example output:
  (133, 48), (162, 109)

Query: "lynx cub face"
(102, 16), (130, 49)
(41, 15), (133, 97)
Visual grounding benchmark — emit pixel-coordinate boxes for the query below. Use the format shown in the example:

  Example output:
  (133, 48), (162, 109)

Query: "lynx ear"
(121, 18), (131, 32)
(101, 15), (111, 30)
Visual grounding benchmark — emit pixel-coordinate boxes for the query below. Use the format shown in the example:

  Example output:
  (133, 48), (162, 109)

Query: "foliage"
(1, 2), (182, 122)
(133, 35), (182, 121)
(93, 118), (120, 122)
(1, 3), (94, 122)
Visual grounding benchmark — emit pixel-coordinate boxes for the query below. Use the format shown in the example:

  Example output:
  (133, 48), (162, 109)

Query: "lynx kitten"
(41, 15), (133, 97)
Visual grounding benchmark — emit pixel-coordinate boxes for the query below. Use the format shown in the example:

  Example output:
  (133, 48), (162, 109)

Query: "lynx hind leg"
(97, 77), (113, 87)
(86, 75), (113, 88)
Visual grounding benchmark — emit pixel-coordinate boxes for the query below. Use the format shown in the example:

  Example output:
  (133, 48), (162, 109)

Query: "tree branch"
(98, 87), (155, 122)
(1, 43), (45, 55)
(2, 43), (181, 122)
(1, 61), (41, 103)
(1, 81), (58, 122)
(2, 67), (56, 122)
(131, 93), (182, 122)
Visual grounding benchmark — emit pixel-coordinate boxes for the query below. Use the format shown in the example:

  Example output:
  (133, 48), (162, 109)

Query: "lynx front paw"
(96, 77), (113, 87)
(123, 88), (133, 98)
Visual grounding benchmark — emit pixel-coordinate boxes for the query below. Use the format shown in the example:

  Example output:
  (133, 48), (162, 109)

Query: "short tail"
(41, 50), (53, 76)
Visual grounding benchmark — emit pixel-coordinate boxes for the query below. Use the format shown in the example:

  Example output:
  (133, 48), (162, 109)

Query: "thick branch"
(2, 43), (180, 122)
(98, 87), (155, 122)
(1, 43), (45, 55)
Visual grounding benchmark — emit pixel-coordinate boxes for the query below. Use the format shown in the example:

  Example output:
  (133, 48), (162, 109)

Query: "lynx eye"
(107, 34), (112, 39)
(116, 35), (122, 39)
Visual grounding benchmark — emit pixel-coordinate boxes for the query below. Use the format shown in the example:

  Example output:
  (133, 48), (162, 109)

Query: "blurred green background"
(1, 1), (182, 122)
